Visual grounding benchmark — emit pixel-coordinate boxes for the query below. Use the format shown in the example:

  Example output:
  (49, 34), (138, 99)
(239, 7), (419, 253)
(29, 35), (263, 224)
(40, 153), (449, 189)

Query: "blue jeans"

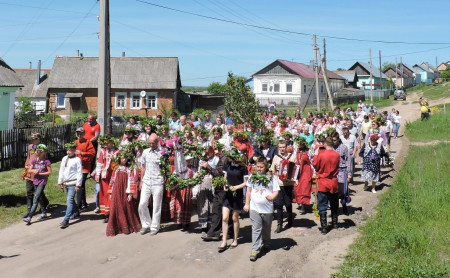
(64, 186), (79, 221)
(317, 191), (339, 216)
(29, 184), (47, 217)
(95, 183), (100, 208)
(393, 123), (400, 137)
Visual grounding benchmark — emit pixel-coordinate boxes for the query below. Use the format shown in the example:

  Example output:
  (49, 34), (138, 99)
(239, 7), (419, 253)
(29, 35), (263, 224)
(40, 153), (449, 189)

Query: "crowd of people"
(22, 103), (398, 261)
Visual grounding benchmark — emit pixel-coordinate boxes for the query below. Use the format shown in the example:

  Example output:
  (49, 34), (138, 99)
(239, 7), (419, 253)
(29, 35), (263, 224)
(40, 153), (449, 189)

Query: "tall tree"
(207, 81), (227, 94)
(224, 72), (263, 128)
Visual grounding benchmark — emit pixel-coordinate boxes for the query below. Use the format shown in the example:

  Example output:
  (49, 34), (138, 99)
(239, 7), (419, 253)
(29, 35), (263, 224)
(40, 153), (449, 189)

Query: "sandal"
(218, 244), (228, 253)
(230, 241), (238, 248)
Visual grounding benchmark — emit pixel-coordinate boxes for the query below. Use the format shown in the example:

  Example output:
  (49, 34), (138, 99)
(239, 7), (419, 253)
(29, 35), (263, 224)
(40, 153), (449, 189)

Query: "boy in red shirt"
(312, 137), (340, 234)
(75, 127), (95, 211)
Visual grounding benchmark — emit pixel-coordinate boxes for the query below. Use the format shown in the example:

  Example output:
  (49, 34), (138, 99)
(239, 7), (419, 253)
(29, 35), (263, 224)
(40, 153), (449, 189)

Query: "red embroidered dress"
(95, 147), (119, 215)
(293, 151), (313, 205)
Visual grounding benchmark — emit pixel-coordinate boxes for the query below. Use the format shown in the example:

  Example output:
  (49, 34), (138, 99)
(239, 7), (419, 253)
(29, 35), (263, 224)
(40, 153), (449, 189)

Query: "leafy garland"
(98, 134), (119, 147)
(256, 134), (273, 145)
(166, 169), (207, 190)
(224, 147), (245, 162)
(293, 136), (308, 149)
(249, 173), (273, 187)
(281, 131), (293, 140)
(64, 141), (77, 149)
(212, 176), (236, 196)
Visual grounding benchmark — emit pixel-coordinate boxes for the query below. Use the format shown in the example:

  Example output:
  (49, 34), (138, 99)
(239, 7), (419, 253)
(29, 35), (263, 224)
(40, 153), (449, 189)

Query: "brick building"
(47, 56), (182, 120)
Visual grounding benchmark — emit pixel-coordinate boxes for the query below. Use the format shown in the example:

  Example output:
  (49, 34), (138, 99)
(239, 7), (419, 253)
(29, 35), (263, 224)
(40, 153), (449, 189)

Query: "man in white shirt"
(139, 134), (164, 236)
(58, 145), (83, 228)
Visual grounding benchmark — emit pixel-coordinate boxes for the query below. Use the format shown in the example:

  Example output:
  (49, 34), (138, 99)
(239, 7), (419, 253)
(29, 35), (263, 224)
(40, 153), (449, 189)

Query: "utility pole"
(379, 50), (382, 89)
(314, 34), (320, 112)
(395, 57), (398, 90)
(317, 50), (334, 108)
(369, 48), (373, 102)
(323, 38), (327, 72)
(98, 0), (111, 135)
(400, 57), (403, 88)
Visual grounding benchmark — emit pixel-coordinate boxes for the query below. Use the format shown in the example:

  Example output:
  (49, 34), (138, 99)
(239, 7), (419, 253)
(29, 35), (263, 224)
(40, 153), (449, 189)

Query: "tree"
(15, 97), (34, 124)
(223, 72), (263, 128)
(441, 67), (450, 79)
(382, 62), (396, 72)
(336, 67), (346, 71)
(207, 81), (227, 94)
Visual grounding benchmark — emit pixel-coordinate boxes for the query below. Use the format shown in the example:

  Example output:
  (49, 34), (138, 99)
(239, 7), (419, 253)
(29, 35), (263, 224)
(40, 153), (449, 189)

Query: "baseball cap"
(76, 127), (85, 133)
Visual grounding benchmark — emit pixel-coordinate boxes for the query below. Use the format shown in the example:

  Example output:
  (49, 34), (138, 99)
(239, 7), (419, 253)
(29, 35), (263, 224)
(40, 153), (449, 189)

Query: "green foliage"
(15, 97), (34, 123)
(191, 108), (211, 120)
(69, 110), (95, 124)
(40, 113), (61, 123)
(440, 67), (450, 79)
(336, 67), (346, 71)
(382, 61), (396, 72)
(333, 129), (450, 277)
(384, 79), (395, 89)
(207, 81), (227, 94)
(224, 72), (263, 128)
(408, 82), (450, 100)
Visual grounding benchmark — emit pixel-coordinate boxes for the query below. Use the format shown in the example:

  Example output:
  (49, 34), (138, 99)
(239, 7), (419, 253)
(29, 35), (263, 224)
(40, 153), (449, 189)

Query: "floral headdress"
(198, 129), (209, 137)
(157, 124), (169, 135)
(124, 126), (141, 134)
(210, 126), (223, 135)
(281, 131), (293, 140)
(99, 134), (119, 147)
(64, 141), (77, 149)
(294, 136), (308, 149)
(256, 134), (273, 145)
(224, 147), (245, 162)
(140, 117), (157, 130)
(36, 144), (48, 152)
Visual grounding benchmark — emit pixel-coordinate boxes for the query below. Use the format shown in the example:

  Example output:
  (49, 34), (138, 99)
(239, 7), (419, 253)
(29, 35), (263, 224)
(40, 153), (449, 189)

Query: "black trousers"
(207, 190), (226, 237)
(274, 186), (293, 210)
(76, 173), (88, 209)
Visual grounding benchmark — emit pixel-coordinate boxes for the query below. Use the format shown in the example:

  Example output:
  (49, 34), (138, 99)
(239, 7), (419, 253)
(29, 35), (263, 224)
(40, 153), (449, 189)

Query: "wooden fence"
(0, 123), (126, 172)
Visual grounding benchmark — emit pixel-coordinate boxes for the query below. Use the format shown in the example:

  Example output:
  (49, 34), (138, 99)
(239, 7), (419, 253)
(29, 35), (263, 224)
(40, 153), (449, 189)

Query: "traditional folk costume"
(171, 167), (194, 227)
(312, 149), (340, 234)
(75, 139), (95, 210)
(95, 147), (119, 216)
(292, 151), (313, 208)
(271, 153), (296, 232)
(106, 166), (141, 236)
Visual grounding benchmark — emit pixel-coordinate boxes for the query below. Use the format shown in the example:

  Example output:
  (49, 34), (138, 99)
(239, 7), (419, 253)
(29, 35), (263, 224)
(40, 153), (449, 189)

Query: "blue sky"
(1, 0), (449, 86)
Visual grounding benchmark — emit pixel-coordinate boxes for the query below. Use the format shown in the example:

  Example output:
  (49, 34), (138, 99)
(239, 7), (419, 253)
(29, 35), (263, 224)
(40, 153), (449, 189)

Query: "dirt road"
(0, 93), (434, 278)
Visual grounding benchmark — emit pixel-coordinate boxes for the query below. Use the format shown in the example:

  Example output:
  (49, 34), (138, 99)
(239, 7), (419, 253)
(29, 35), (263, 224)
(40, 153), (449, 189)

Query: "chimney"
(76, 49), (80, 57)
(122, 51), (125, 57)
(36, 60), (41, 85)
(29, 61), (32, 69)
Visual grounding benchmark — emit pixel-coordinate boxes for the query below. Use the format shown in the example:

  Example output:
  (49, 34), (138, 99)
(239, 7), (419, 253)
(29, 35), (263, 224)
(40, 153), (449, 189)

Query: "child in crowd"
(58, 143), (83, 229)
(106, 152), (141, 236)
(244, 157), (280, 261)
(24, 144), (52, 225)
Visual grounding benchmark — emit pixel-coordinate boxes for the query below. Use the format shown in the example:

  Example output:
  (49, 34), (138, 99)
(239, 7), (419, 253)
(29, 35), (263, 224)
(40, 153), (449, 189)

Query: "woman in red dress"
(106, 153), (141, 236)
(292, 137), (313, 215)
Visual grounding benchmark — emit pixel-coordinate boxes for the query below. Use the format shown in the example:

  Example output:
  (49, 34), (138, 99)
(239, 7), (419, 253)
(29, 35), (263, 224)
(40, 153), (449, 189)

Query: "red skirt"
(99, 178), (111, 216)
(106, 170), (142, 236)
(170, 188), (193, 225)
(293, 164), (313, 205)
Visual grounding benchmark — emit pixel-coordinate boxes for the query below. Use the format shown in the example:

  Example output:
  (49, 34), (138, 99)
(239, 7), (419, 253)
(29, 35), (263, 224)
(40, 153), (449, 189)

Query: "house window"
(262, 83), (268, 92)
(303, 85), (306, 93)
(146, 92), (158, 109)
(115, 92), (126, 109)
(130, 92), (141, 109)
(321, 85), (324, 93)
(56, 93), (65, 108)
(274, 83), (280, 93)
(286, 83), (292, 93)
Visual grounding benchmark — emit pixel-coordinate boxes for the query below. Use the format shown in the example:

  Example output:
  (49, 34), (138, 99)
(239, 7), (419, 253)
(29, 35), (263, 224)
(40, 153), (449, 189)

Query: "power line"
(136, 0), (450, 45)
(42, 1), (98, 66)
(0, 2), (97, 15)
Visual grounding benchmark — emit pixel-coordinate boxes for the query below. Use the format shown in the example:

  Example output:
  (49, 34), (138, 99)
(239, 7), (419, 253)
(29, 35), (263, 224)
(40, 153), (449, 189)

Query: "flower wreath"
(249, 173), (273, 187)
(64, 141), (77, 149)
(293, 136), (308, 149)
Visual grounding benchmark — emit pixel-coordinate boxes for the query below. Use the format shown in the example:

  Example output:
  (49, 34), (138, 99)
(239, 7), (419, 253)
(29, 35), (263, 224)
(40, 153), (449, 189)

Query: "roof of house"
(348, 61), (387, 79)
(47, 57), (181, 89)
(421, 62), (437, 72)
(0, 58), (23, 87)
(253, 59), (345, 80)
(14, 69), (51, 98)
(383, 67), (414, 78)
(413, 64), (433, 73)
(333, 70), (357, 82)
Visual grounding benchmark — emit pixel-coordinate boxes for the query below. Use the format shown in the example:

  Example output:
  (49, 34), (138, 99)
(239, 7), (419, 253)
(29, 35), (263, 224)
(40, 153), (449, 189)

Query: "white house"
(14, 63), (50, 115)
(252, 59), (345, 107)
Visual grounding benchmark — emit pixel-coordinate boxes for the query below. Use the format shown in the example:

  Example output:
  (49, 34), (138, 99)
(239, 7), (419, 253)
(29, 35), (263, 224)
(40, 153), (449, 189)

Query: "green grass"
(408, 82), (450, 100)
(0, 162), (96, 229)
(405, 108), (450, 142)
(333, 127), (450, 277)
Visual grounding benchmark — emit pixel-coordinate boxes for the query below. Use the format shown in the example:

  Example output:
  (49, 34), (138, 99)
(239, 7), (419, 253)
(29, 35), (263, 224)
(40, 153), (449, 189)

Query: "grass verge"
(408, 82), (450, 100)
(405, 107), (450, 142)
(0, 161), (96, 229)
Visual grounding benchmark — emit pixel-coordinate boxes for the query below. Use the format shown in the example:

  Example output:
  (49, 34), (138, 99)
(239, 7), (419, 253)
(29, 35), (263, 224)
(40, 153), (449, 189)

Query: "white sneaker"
(372, 188), (377, 194)
(94, 207), (100, 213)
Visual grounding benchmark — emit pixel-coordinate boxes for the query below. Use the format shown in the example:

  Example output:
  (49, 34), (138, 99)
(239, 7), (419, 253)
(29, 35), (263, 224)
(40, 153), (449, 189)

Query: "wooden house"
(47, 56), (182, 119)
(252, 59), (345, 107)
(0, 58), (23, 130)
(348, 61), (387, 89)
